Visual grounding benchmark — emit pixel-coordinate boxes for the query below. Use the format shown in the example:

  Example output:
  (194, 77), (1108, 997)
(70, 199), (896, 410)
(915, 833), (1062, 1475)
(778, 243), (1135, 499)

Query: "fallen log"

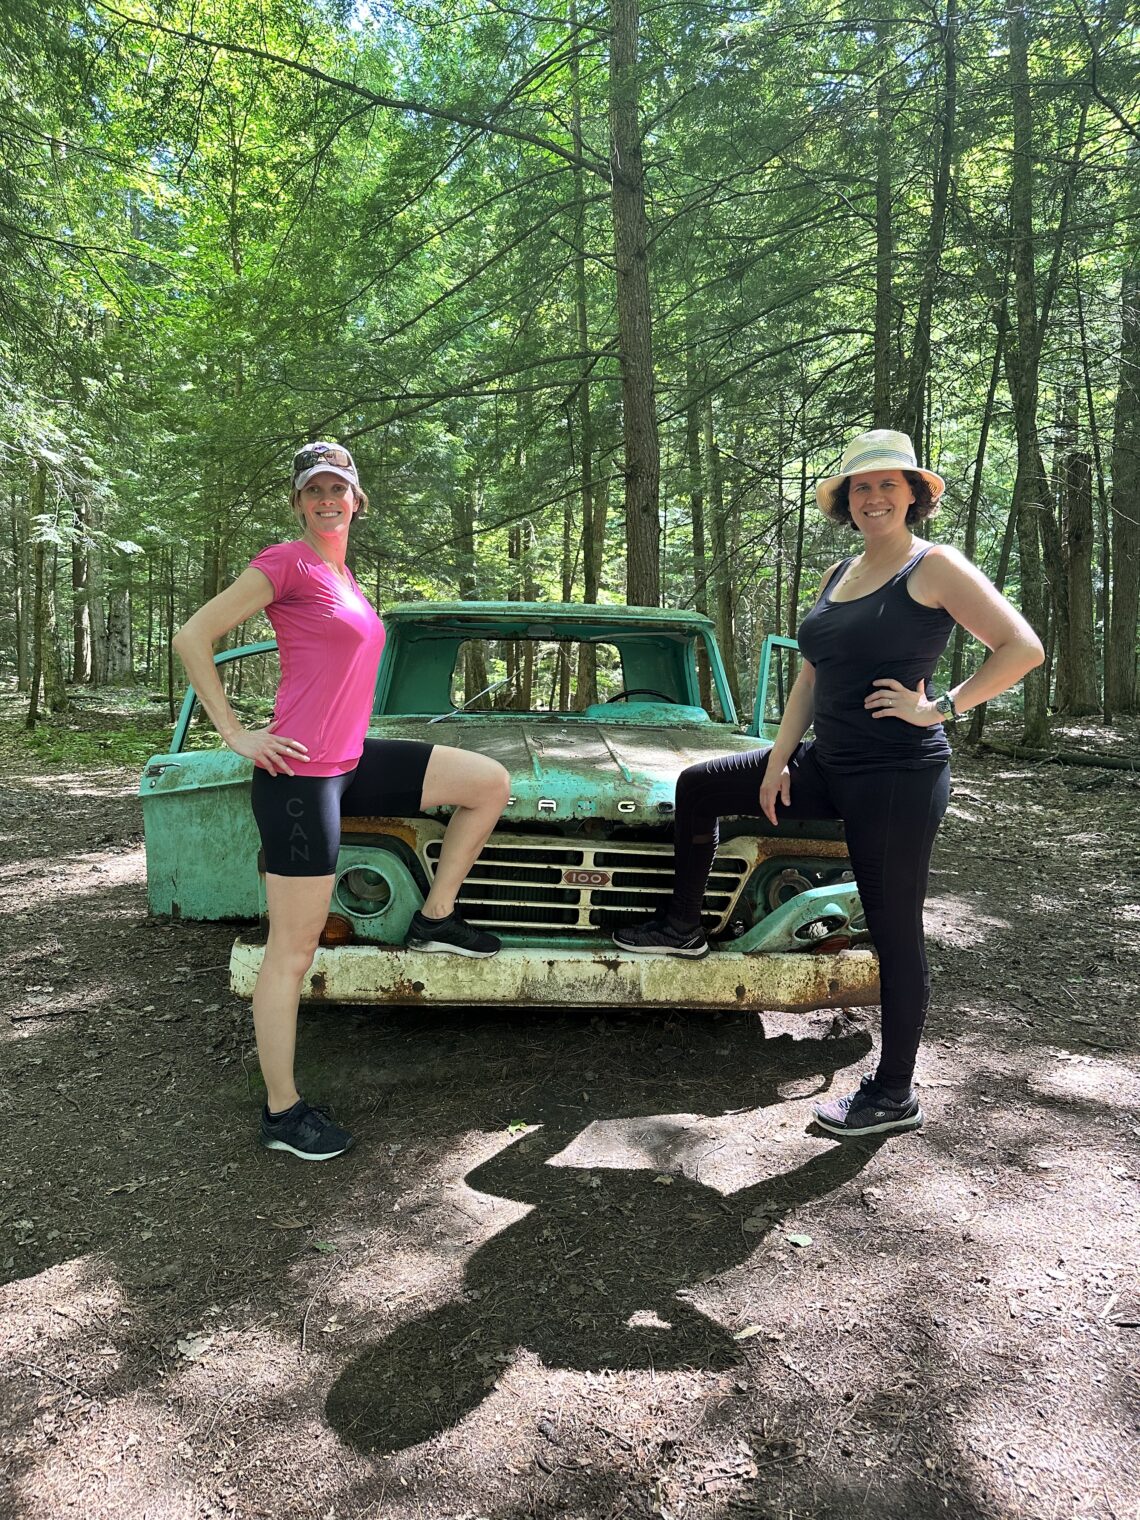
(974, 739), (1140, 772)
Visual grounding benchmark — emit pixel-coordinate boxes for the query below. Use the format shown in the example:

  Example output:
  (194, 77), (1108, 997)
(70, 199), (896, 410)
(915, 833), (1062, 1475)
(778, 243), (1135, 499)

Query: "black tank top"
(796, 546), (955, 772)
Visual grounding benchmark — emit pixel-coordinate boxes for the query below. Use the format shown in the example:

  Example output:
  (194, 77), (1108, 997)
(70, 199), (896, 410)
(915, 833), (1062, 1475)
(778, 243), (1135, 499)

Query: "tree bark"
(1106, 258), (1140, 714)
(87, 494), (106, 686)
(952, 307), (1006, 687)
(27, 465), (68, 725)
(10, 479), (29, 690)
(873, 22), (894, 428)
(1063, 450), (1099, 713)
(609, 0), (660, 604)
(704, 400), (740, 710)
(571, 14), (606, 710)
(106, 587), (134, 681)
(1075, 264), (1112, 674)
(686, 341), (711, 711)
(896, 0), (957, 444)
(71, 499), (91, 684)
(1005, 3), (1051, 745)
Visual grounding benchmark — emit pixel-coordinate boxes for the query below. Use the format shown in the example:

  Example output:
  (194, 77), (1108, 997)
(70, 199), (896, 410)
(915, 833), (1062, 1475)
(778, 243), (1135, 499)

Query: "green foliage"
(0, 0), (1135, 707)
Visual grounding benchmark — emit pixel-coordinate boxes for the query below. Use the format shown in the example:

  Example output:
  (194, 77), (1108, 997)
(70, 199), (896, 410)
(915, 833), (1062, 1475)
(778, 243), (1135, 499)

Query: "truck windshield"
(450, 638), (629, 712)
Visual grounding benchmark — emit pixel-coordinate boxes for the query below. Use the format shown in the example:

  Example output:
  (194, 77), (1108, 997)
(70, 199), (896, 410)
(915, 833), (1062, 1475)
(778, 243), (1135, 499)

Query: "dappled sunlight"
(0, 849), (144, 913)
(924, 892), (1012, 945)
(15, 771), (141, 800)
(0, 1254), (126, 1361)
(1027, 1052), (1140, 1109)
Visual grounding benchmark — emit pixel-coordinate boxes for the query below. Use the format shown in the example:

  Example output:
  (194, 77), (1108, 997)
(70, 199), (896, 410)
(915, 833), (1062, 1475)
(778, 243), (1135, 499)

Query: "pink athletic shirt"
(249, 540), (385, 776)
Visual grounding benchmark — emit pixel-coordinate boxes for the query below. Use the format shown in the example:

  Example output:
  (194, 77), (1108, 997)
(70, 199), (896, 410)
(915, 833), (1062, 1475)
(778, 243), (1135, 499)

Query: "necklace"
(843, 537), (914, 585)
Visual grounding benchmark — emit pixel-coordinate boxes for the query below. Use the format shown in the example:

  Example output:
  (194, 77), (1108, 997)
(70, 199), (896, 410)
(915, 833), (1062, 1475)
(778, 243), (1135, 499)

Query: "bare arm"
(866, 546), (1045, 726)
(758, 561), (840, 825)
(171, 568), (309, 775)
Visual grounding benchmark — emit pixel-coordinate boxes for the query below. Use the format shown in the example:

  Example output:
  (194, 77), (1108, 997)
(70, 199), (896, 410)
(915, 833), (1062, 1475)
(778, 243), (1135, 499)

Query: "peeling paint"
(230, 938), (879, 1013)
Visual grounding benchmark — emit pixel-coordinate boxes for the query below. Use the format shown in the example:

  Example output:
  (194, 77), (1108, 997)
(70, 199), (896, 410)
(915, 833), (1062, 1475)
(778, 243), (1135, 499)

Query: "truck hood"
(373, 717), (760, 823)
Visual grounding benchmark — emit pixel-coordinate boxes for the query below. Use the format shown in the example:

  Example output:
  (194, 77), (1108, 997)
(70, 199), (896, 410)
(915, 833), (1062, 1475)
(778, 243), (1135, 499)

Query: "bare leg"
(252, 873), (335, 1112)
(418, 747), (510, 917)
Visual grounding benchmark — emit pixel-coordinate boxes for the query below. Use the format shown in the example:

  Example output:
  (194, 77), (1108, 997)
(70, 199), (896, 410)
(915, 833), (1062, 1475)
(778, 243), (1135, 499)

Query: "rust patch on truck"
(341, 818), (420, 849)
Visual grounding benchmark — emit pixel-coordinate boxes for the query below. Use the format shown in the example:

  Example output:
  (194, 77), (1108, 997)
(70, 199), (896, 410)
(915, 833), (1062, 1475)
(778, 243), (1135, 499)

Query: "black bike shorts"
(250, 738), (435, 877)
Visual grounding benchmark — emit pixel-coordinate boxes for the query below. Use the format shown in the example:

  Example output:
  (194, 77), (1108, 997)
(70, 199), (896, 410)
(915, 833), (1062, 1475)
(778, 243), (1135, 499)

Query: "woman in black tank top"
(614, 430), (1044, 1138)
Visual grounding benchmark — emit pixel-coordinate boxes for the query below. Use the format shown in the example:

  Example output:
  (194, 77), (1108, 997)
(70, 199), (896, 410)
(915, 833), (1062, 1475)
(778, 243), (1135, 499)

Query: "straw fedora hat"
(816, 429), (945, 516)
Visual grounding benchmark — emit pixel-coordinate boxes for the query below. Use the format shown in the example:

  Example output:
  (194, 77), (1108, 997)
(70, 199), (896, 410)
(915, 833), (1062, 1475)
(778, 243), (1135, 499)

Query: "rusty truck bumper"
(228, 936), (879, 1013)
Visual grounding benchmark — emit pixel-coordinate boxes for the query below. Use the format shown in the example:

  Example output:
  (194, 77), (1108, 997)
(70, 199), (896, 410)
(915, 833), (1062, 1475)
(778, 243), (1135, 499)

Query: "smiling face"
(846, 470), (915, 540)
(295, 471), (358, 549)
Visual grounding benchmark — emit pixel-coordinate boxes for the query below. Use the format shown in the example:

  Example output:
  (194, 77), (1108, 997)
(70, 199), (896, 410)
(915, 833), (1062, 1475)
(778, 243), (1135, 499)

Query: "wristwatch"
(933, 693), (958, 723)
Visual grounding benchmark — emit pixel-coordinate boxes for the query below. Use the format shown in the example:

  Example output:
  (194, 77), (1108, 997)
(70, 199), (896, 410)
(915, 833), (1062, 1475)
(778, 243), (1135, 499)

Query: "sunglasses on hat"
(293, 443), (355, 476)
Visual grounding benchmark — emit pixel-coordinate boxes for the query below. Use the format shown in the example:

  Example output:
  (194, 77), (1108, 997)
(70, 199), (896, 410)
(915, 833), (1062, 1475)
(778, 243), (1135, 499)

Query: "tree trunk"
(704, 401), (740, 710)
(451, 472), (489, 703)
(1042, 391), (1076, 710)
(896, 0), (957, 444)
(571, 17), (605, 710)
(10, 479), (29, 689)
(609, 0), (660, 605)
(1005, 3), (1050, 745)
(88, 495), (107, 686)
(71, 499), (91, 684)
(166, 547), (176, 723)
(686, 343), (711, 711)
(952, 307), (1006, 687)
(27, 465), (68, 724)
(1075, 265), (1112, 680)
(1106, 258), (1140, 714)
(1063, 450), (1099, 713)
(873, 22), (893, 428)
(106, 586), (134, 681)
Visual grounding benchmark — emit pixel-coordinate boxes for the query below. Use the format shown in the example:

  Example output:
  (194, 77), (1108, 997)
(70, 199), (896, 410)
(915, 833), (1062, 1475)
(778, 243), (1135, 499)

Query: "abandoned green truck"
(140, 602), (878, 1013)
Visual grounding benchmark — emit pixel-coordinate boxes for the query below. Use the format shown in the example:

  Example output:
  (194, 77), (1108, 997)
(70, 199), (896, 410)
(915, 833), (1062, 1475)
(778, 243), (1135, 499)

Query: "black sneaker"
(813, 1075), (924, 1138)
(404, 909), (500, 958)
(260, 1100), (355, 1161)
(612, 916), (710, 958)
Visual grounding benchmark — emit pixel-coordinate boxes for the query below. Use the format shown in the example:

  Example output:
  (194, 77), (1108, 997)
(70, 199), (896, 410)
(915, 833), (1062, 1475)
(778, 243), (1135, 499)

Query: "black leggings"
(670, 741), (950, 1089)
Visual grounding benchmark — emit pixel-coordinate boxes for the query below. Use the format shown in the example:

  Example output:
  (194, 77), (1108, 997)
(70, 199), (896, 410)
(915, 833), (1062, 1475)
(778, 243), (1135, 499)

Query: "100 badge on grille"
(563, 868), (611, 887)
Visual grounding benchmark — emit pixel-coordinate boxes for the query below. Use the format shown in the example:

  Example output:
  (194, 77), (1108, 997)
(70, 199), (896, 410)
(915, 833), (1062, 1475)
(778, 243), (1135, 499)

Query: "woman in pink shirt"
(173, 443), (510, 1160)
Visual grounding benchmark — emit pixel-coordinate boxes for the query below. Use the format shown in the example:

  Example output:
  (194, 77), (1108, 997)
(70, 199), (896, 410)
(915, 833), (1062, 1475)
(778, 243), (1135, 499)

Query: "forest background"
(2, 0), (1138, 745)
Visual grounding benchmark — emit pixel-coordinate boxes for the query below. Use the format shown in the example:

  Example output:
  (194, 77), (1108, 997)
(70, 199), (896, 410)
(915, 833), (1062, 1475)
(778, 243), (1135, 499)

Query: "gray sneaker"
(813, 1075), (924, 1138)
(260, 1100), (355, 1161)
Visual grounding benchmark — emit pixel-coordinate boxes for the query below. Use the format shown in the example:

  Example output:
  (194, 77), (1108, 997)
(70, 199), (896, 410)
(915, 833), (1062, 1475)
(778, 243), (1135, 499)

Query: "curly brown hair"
(824, 471), (939, 530)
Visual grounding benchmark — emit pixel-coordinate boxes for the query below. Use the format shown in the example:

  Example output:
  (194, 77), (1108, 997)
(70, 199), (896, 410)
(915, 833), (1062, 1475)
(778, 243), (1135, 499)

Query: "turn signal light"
(319, 914), (354, 946)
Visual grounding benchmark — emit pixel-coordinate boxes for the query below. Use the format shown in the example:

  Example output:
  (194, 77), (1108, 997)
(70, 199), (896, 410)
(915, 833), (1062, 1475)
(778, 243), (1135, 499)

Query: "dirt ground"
(1, 694), (1138, 1520)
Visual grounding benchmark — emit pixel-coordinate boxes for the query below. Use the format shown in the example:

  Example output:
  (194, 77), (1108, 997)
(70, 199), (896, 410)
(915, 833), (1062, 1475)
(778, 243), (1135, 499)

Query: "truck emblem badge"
(563, 869), (611, 887)
(617, 800), (636, 813)
(538, 798), (557, 812)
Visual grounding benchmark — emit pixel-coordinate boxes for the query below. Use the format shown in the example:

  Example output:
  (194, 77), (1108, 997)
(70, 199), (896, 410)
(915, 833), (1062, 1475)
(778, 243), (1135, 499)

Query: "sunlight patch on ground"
(924, 894), (1012, 945)
(1027, 1054), (1140, 1109)
(12, 1321), (352, 1520)
(15, 771), (139, 797)
(0, 849), (145, 912)
(547, 1114), (828, 1194)
(0, 1255), (125, 1359)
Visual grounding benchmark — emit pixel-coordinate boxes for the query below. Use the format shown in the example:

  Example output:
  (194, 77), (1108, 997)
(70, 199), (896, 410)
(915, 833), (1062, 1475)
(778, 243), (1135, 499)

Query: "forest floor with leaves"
(1, 687), (1138, 1520)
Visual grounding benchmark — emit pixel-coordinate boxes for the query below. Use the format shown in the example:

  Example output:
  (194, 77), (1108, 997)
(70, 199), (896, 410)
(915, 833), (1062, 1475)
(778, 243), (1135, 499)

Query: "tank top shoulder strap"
(821, 557), (854, 598)
(899, 544), (934, 578)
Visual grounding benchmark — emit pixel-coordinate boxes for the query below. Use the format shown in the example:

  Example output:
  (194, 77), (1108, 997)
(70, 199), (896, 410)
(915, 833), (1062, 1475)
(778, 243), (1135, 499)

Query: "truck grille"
(423, 838), (750, 933)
